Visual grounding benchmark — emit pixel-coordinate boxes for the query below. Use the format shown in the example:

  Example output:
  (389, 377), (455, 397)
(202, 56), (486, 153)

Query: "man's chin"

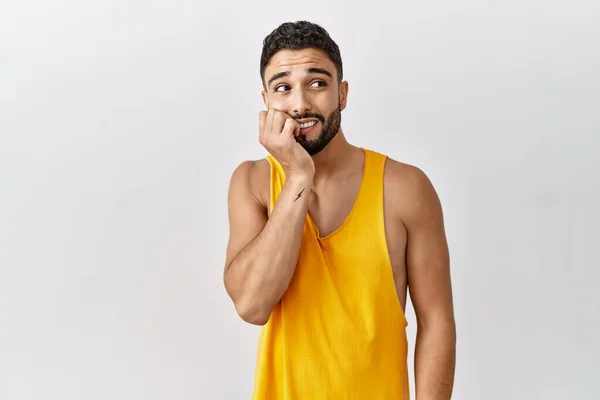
(301, 141), (327, 156)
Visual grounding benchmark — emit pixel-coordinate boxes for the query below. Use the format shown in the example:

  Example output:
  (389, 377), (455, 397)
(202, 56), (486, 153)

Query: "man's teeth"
(300, 121), (317, 129)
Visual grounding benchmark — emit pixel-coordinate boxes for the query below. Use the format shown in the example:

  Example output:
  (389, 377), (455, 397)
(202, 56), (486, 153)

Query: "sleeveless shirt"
(251, 148), (409, 400)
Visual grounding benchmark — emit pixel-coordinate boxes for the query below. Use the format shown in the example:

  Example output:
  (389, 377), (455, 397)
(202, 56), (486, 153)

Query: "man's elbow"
(416, 312), (456, 335)
(223, 267), (274, 325)
(234, 299), (271, 325)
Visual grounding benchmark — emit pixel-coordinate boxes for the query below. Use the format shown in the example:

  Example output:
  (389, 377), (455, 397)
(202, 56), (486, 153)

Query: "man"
(223, 21), (456, 399)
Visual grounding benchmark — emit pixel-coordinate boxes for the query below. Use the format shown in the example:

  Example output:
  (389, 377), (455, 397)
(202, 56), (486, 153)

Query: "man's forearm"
(225, 173), (312, 324)
(414, 318), (457, 399)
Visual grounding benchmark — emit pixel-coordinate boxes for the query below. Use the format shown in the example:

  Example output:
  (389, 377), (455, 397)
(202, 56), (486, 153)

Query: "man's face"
(262, 48), (348, 155)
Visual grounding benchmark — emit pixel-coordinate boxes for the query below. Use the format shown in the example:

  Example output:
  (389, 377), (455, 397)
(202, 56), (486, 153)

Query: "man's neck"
(311, 130), (362, 181)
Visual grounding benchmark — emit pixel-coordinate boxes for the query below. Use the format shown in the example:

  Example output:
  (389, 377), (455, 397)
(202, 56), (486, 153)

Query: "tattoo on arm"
(294, 188), (305, 202)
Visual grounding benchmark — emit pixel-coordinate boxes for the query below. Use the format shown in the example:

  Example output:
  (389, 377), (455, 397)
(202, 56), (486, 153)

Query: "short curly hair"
(260, 21), (343, 87)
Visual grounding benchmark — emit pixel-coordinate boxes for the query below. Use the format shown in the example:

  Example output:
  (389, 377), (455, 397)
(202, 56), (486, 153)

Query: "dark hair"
(260, 21), (343, 86)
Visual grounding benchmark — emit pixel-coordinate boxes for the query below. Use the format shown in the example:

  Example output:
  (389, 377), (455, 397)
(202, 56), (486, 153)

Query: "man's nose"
(291, 90), (311, 116)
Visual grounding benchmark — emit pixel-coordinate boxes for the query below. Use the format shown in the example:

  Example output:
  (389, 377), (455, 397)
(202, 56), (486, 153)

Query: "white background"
(1, 1), (598, 399)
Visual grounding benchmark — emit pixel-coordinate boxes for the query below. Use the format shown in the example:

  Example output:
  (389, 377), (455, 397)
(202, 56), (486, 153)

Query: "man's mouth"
(298, 120), (318, 135)
(299, 120), (317, 129)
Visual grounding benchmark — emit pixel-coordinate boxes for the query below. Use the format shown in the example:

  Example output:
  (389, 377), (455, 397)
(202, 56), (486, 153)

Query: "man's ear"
(339, 81), (349, 111)
(261, 90), (268, 109)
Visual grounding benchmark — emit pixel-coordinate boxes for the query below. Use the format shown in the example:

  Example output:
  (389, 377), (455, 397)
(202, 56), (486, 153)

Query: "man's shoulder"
(362, 147), (425, 179)
(230, 157), (271, 180)
(381, 154), (441, 222)
(229, 157), (271, 208)
(383, 155), (430, 189)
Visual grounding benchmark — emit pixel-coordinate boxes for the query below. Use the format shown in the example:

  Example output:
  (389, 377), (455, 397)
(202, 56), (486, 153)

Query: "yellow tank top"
(252, 148), (409, 400)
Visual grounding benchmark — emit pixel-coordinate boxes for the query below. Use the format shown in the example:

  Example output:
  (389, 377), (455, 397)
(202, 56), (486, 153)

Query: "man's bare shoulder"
(384, 157), (431, 195)
(384, 157), (442, 224)
(229, 158), (271, 209)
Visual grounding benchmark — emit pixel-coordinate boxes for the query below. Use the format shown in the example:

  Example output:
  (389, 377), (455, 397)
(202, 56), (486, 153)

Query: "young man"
(223, 21), (456, 399)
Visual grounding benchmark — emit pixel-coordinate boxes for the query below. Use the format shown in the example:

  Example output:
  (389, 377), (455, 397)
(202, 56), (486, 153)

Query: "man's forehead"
(266, 48), (334, 74)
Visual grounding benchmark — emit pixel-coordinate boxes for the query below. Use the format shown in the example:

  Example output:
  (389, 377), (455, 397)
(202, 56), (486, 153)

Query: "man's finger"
(282, 117), (299, 138)
(266, 108), (276, 134)
(259, 110), (267, 141)
(272, 111), (287, 136)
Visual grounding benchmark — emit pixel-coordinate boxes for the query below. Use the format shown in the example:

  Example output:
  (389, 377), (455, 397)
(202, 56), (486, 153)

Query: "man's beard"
(294, 105), (341, 156)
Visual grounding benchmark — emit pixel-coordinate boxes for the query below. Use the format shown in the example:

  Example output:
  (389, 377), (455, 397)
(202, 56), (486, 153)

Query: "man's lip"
(296, 119), (319, 124)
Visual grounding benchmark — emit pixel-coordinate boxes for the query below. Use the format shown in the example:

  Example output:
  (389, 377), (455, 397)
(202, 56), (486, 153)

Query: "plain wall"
(1, 1), (598, 399)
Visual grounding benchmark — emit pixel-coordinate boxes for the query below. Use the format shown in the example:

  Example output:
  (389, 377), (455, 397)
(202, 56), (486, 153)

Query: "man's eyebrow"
(267, 71), (290, 87)
(267, 67), (334, 88)
(306, 67), (333, 78)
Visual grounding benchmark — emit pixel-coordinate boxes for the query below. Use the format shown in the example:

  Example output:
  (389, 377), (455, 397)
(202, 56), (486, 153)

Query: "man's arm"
(223, 160), (312, 325)
(403, 167), (456, 399)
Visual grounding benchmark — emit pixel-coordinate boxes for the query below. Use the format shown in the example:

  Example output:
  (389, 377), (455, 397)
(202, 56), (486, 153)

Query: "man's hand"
(259, 109), (315, 178)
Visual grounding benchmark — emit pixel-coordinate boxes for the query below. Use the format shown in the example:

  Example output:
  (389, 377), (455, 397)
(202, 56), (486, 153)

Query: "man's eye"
(311, 80), (326, 87)
(275, 85), (289, 92)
